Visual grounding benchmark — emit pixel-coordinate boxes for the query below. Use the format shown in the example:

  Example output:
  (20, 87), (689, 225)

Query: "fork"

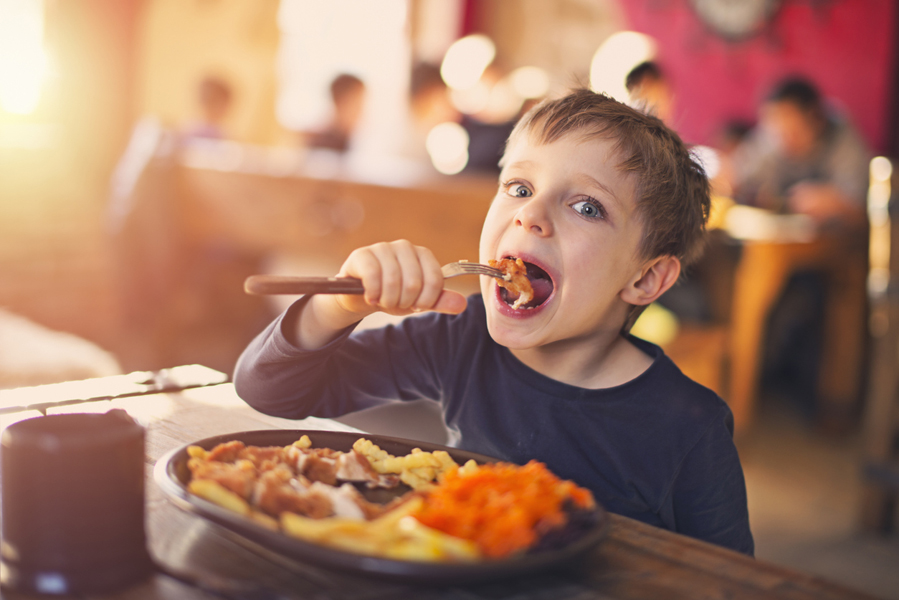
(440, 261), (504, 280)
(244, 262), (504, 295)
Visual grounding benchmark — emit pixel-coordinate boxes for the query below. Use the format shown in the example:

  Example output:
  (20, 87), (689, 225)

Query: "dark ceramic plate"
(153, 429), (608, 584)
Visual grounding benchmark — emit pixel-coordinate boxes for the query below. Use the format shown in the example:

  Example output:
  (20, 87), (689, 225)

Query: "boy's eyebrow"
(576, 173), (625, 212)
(500, 159), (535, 173)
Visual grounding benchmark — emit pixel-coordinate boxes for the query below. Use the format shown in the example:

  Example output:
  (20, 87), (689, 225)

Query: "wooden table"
(726, 235), (868, 433)
(720, 207), (868, 433)
(0, 378), (881, 599)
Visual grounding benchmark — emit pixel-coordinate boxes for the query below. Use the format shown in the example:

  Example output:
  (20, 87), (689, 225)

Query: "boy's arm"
(233, 297), (349, 419)
(233, 296), (452, 420)
(668, 409), (755, 556)
(234, 239), (467, 418)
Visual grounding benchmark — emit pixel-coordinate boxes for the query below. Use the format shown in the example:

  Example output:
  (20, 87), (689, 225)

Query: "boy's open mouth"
(499, 258), (554, 310)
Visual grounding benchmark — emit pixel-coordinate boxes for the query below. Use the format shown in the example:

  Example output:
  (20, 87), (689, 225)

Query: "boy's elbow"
(233, 351), (279, 412)
(231, 359), (261, 407)
(232, 370), (303, 420)
(232, 372), (256, 406)
(232, 374), (268, 413)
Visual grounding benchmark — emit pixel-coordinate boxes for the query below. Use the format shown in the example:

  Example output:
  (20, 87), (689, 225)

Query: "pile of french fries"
(281, 496), (479, 561)
(352, 438), (470, 490)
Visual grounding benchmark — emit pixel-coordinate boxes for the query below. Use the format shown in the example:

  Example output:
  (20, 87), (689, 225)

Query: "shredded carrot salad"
(413, 460), (595, 558)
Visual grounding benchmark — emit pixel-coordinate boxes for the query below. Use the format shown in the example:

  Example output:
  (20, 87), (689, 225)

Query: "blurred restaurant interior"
(1, 0), (899, 596)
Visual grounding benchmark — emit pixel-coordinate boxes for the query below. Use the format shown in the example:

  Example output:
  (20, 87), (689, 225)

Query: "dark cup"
(1, 409), (154, 594)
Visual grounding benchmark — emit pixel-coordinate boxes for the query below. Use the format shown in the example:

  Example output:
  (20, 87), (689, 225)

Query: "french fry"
(394, 516), (479, 561)
(367, 496), (423, 530)
(281, 513), (388, 556)
(353, 438), (390, 463)
(433, 451), (457, 470)
(411, 466), (437, 480)
(324, 533), (386, 556)
(187, 445), (208, 460)
(353, 438), (460, 489)
(281, 512), (369, 542)
(249, 510), (280, 531)
(380, 452), (440, 473)
(188, 479), (251, 516)
(292, 435), (311, 450)
(281, 497), (479, 562)
(400, 469), (431, 491)
(458, 459), (479, 477)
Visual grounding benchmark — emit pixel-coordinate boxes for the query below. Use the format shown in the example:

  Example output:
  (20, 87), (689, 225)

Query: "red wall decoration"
(620, 0), (897, 154)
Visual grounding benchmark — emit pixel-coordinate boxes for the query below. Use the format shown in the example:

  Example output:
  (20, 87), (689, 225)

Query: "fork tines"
(461, 263), (503, 276)
(445, 261), (503, 278)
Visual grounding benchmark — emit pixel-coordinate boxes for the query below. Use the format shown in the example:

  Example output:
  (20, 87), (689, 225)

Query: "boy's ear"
(619, 255), (681, 306)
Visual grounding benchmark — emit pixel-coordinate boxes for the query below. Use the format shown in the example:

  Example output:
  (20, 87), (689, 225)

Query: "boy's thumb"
(432, 289), (468, 314)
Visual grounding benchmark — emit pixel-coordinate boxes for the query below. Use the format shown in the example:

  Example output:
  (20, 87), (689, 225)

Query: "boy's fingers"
(342, 248), (382, 307)
(342, 240), (445, 313)
(431, 289), (467, 315)
(411, 246), (444, 310)
(394, 242), (426, 310)
(369, 242), (403, 309)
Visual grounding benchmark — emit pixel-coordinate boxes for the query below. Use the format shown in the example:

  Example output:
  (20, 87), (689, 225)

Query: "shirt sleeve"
(233, 297), (446, 420)
(667, 408), (755, 556)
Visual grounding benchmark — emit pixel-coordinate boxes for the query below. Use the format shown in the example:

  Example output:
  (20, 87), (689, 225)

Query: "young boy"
(234, 89), (754, 556)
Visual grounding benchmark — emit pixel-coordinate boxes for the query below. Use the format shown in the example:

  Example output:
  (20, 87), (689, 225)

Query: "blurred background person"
(182, 75), (234, 141)
(710, 119), (754, 199)
(730, 76), (870, 228)
(301, 73), (366, 153)
(625, 60), (674, 125)
(729, 76), (871, 420)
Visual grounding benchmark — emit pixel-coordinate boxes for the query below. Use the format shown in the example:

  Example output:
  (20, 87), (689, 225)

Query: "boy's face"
(479, 132), (647, 351)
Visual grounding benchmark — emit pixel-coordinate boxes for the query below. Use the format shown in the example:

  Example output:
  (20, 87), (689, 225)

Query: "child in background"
(234, 89), (754, 555)
(183, 76), (233, 141)
(302, 73), (367, 153)
(625, 61), (674, 126)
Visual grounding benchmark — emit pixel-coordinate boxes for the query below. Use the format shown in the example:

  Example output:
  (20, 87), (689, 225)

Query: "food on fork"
(488, 258), (534, 309)
(184, 435), (599, 562)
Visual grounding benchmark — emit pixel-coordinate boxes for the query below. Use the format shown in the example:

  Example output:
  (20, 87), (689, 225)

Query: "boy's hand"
(293, 241), (467, 349)
(337, 240), (467, 316)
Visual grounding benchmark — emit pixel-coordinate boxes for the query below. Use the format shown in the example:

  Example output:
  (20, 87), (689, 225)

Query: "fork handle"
(244, 275), (365, 295)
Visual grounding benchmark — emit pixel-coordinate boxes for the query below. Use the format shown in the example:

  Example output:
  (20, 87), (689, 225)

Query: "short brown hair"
(505, 88), (710, 266)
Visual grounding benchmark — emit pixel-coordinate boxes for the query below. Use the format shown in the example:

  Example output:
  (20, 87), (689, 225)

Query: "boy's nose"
(514, 196), (553, 236)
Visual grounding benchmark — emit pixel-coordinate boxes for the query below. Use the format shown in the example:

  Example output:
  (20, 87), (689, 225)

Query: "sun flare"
(0, 0), (48, 115)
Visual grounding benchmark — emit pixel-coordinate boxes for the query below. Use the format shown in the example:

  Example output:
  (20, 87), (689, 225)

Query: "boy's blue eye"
(508, 184), (532, 198)
(573, 198), (605, 219)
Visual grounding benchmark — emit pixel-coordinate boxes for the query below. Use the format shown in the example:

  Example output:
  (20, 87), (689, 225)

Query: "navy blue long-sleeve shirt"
(234, 295), (754, 556)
